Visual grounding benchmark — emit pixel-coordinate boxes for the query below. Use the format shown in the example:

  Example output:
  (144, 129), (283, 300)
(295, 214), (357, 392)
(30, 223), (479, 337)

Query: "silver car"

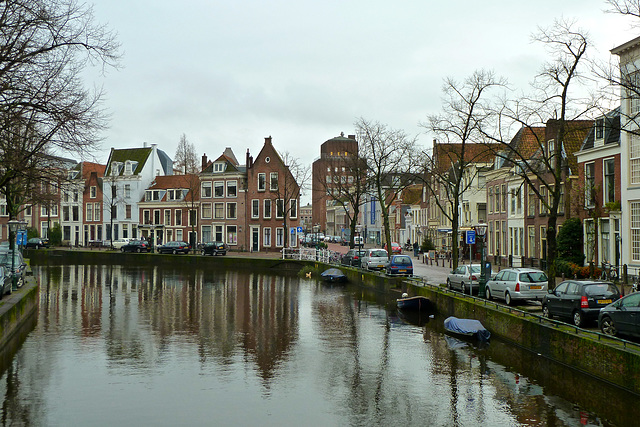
(361, 249), (389, 271)
(485, 268), (548, 305)
(447, 264), (484, 294)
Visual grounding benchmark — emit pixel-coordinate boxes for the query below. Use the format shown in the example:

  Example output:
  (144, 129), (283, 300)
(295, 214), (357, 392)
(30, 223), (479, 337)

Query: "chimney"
(348, 135), (356, 140)
(202, 153), (208, 171)
(265, 136), (272, 145)
(246, 149), (251, 169)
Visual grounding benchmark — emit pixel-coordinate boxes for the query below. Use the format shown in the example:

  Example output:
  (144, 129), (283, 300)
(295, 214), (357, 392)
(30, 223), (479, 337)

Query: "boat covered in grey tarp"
(443, 316), (491, 342)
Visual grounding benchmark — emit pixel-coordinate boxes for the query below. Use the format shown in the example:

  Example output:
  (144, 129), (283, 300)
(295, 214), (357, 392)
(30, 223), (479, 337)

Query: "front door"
(252, 228), (259, 252)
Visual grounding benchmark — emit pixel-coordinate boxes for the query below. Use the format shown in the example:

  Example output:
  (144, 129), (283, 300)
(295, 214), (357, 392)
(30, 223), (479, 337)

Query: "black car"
(542, 280), (621, 327)
(341, 249), (367, 267)
(599, 292), (640, 338)
(0, 250), (26, 288)
(201, 242), (227, 256)
(157, 241), (190, 254)
(0, 265), (11, 297)
(25, 238), (49, 249)
(121, 240), (151, 253)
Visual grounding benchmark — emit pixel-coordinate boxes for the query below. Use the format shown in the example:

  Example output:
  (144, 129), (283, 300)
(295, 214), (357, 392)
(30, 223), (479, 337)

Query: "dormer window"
(110, 162), (122, 176)
(68, 171), (79, 180)
(596, 118), (604, 140)
(213, 163), (225, 173)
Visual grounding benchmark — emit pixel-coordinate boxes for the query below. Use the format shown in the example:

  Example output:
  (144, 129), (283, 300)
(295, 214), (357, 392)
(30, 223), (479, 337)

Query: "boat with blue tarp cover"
(320, 268), (347, 283)
(443, 316), (491, 342)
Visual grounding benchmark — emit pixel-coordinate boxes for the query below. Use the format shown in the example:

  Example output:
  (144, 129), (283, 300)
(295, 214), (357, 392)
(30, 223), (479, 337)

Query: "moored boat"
(320, 268), (347, 283)
(396, 293), (431, 311)
(443, 316), (491, 342)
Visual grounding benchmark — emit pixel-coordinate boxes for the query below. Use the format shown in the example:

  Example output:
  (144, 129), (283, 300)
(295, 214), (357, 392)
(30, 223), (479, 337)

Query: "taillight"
(515, 282), (520, 292)
(354, 256), (359, 259)
(471, 275), (478, 281)
(581, 296), (589, 308)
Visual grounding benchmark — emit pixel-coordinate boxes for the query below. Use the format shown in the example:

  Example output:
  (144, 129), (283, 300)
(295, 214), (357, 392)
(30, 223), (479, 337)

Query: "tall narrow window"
(604, 158), (615, 204)
(258, 173), (266, 191)
(585, 163), (595, 207)
(632, 202), (640, 262)
(270, 173), (278, 191)
(631, 134), (640, 185)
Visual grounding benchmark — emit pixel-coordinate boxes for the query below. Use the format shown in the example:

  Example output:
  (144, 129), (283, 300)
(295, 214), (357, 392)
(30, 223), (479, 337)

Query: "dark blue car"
(386, 255), (413, 276)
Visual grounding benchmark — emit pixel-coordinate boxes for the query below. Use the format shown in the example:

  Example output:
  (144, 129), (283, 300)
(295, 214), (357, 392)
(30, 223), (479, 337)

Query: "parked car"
(485, 268), (548, 305)
(598, 292), (640, 338)
(0, 265), (11, 297)
(121, 240), (151, 253)
(542, 280), (621, 327)
(0, 250), (26, 288)
(25, 237), (49, 249)
(384, 242), (402, 254)
(111, 238), (132, 250)
(447, 264), (486, 295)
(157, 241), (191, 254)
(386, 255), (413, 276)
(201, 242), (227, 256)
(360, 249), (389, 271)
(341, 249), (367, 267)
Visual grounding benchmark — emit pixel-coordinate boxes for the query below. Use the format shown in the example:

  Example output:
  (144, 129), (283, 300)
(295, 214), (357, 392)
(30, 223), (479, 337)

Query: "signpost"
(466, 230), (476, 295)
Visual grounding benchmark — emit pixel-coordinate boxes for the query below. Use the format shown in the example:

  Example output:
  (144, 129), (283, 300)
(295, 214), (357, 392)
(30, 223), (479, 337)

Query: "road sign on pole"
(466, 230), (476, 245)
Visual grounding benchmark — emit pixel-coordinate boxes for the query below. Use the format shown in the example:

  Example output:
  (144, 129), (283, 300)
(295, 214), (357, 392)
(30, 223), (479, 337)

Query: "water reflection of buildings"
(35, 265), (299, 384)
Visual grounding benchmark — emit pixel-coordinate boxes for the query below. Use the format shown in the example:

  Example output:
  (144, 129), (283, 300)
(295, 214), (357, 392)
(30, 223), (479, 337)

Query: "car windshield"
(520, 272), (548, 283)
(395, 256), (411, 265)
(371, 250), (387, 257)
(584, 283), (618, 296)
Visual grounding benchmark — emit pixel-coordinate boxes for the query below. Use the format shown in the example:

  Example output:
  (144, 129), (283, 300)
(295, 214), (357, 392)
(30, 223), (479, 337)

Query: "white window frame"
(252, 199), (259, 219)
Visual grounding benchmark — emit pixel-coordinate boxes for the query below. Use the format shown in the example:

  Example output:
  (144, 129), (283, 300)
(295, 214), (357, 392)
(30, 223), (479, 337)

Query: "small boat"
(321, 268), (347, 283)
(443, 316), (491, 342)
(396, 293), (431, 311)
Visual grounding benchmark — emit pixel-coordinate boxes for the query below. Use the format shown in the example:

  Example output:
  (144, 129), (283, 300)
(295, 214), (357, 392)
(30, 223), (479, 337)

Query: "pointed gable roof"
(433, 142), (499, 174)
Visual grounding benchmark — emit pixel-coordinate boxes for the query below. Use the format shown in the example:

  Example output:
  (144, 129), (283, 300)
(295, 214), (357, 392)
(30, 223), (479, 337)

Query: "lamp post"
(475, 223), (488, 298)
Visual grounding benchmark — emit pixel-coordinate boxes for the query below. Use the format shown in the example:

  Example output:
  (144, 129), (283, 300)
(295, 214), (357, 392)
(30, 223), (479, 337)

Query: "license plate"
(530, 285), (542, 290)
(377, 265), (384, 268)
(399, 269), (406, 273)
(598, 299), (612, 304)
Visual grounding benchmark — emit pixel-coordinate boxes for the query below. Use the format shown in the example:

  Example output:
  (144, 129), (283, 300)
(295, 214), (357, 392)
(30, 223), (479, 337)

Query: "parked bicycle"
(632, 275), (640, 293)
(600, 262), (619, 281)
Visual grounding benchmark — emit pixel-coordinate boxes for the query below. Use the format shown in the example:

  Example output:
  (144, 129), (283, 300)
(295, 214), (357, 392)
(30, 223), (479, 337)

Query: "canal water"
(0, 264), (636, 426)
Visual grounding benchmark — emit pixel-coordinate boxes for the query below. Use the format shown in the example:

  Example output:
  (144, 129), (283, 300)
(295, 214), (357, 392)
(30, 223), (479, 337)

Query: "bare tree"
(605, 0), (640, 19)
(485, 19), (595, 286)
(271, 152), (309, 248)
(102, 174), (126, 248)
(178, 173), (200, 253)
(314, 150), (368, 248)
(0, 0), (120, 220)
(174, 134), (199, 174)
(419, 70), (505, 268)
(356, 118), (420, 259)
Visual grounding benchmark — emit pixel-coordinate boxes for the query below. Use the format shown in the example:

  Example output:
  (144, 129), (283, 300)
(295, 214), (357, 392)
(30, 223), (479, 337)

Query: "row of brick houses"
(1, 137), (301, 252)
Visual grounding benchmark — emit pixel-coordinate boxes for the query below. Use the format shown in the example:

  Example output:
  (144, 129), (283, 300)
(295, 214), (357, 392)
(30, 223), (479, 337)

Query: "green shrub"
(557, 218), (585, 266)
(49, 224), (62, 246)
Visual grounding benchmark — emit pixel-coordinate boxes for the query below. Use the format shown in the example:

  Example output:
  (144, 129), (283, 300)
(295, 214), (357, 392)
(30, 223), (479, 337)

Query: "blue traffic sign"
(466, 230), (476, 245)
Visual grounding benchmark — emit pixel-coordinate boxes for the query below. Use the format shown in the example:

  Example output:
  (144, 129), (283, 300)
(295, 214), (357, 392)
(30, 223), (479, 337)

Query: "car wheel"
(173, 249), (178, 254)
(201, 250), (206, 256)
(121, 247), (125, 252)
(485, 287), (492, 300)
(461, 282), (466, 294)
(136, 248), (141, 253)
(573, 310), (583, 327)
(446, 279), (452, 290)
(505, 292), (512, 306)
(600, 316), (617, 336)
(542, 305), (552, 319)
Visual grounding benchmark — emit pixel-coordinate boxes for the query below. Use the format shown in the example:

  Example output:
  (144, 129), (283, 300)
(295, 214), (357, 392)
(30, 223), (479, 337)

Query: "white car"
(111, 238), (132, 249)
(361, 249), (389, 271)
(485, 268), (548, 305)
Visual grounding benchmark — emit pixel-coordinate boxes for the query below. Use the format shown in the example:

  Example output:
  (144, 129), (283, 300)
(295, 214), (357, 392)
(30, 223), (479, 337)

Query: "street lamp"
(475, 223), (488, 299)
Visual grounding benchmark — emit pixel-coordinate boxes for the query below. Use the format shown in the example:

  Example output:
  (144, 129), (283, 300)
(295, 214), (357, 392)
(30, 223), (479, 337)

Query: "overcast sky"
(85, 0), (637, 185)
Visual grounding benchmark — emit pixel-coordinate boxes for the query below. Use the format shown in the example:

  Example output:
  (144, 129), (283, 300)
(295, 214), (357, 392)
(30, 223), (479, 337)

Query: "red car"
(384, 242), (402, 254)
